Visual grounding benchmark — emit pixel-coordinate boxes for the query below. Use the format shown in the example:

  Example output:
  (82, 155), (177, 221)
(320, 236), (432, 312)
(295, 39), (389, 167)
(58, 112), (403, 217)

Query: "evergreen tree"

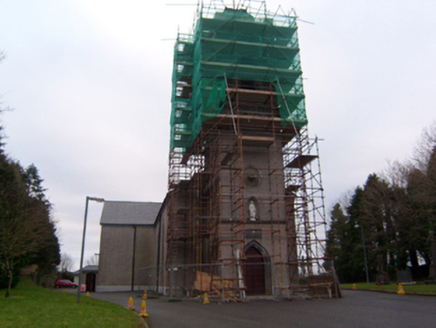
(0, 136), (60, 296)
(326, 123), (436, 282)
(0, 53), (60, 295)
(327, 203), (352, 282)
(345, 187), (368, 282)
(361, 174), (397, 281)
(23, 164), (49, 205)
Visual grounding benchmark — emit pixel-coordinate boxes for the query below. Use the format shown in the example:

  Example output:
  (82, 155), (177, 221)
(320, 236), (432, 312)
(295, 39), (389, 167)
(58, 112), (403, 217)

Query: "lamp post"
(356, 223), (370, 284)
(77, 196), (105, 304)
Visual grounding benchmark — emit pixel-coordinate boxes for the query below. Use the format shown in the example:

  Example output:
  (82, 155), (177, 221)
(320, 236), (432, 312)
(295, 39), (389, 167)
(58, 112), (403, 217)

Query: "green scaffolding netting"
(170, 7), (308, 152)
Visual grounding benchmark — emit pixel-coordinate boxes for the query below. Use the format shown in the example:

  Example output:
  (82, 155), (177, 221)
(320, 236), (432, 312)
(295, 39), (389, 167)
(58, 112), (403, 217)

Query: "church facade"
(97, 2), (336, 299)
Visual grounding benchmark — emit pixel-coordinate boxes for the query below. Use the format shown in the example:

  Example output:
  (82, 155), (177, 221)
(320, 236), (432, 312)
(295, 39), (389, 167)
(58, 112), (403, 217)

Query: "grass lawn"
(341, 281), (436, 294)
(0, 277), (142, 327)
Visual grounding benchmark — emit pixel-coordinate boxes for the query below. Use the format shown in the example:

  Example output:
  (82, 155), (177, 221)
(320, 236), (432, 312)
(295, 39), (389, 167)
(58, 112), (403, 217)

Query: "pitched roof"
(100, 201), (162, 226)
(72, 265), (98, 275)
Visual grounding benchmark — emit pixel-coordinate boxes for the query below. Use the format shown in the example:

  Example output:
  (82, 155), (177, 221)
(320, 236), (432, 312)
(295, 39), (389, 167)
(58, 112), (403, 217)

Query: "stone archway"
(244, 241), (271, 295)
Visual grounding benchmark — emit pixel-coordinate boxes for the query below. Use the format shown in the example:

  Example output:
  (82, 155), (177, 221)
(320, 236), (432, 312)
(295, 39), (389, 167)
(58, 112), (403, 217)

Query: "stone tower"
(165, 1), (333, 299)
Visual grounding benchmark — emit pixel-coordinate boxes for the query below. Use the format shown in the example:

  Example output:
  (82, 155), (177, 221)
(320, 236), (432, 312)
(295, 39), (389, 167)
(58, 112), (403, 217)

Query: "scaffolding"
(166, 0), (336, 300)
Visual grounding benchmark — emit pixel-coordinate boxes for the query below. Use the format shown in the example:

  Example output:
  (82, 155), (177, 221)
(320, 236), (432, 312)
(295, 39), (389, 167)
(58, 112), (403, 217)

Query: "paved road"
(89, 290), (436, 328)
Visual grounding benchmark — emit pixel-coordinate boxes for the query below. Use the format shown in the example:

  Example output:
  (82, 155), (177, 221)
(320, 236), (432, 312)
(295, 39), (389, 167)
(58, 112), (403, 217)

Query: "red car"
(55, 279), (78, 288)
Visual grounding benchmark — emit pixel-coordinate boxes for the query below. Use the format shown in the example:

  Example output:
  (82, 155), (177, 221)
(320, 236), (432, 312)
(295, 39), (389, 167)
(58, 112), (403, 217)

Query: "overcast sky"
(1, 0), (435, 270)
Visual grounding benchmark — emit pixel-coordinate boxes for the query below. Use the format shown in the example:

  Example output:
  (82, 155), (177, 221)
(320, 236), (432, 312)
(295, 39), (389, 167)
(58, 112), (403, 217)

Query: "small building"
(73, 265), (98, 292)
(96, 201), (162, 292)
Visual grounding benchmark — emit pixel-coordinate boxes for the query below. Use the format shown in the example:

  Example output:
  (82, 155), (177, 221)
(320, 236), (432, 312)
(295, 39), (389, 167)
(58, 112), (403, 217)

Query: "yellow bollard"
(139, 300), (149, 317)
(397, 283), (406, 296)
(86, 291), (90, 297)
(142, 290), (148, 299)
(352, 283), (356, 290)
(127, 297), (135, 310)
(203, 292), (210, 304)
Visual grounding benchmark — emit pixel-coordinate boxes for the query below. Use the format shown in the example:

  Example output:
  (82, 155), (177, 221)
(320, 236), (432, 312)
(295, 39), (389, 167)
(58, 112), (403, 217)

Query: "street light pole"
(77, 196), (105, 304)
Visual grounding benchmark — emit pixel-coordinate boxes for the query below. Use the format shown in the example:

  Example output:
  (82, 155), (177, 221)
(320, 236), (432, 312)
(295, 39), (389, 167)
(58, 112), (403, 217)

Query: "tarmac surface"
(85, 289), (436, 328)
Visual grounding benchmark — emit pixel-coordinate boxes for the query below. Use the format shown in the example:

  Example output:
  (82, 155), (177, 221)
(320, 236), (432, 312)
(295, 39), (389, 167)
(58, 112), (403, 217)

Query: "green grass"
(341, 281), (436, 294)
(0, 277), (141, 327)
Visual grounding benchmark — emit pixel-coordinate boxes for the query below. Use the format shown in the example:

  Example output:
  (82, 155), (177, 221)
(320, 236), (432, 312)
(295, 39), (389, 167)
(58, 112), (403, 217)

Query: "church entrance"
(245, 246), (266, 295)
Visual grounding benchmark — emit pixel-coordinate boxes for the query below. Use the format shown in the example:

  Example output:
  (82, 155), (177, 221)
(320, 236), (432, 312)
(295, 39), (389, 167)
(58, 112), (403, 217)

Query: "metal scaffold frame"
(165, 0), (336, 301)
(282, 128), (330, 291)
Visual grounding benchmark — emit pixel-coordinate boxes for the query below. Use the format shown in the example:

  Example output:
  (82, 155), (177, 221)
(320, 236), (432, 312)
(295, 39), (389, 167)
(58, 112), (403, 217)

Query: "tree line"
(0, 126), (60, 296)
(326, 124), (436, 283)
(0, 53), (60, 297)
(0, 53), (84, 299)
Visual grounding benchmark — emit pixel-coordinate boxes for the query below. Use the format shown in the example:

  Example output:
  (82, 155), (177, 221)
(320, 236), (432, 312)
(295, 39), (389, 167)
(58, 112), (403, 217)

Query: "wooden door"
(245, 246), (265, 295)
(86, 273), (96, 292)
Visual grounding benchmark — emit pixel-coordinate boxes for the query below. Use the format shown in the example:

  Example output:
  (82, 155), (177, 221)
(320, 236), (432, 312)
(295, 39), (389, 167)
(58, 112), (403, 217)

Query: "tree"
(411, 123), (436, 237)
(385, 126), (436, 277)
(413, 123), (436, 173)
(328, 123), (436, 282)
(22, 164), (49, 205)
(326, 188), (370, 284)
(0, 54), (60, 294)
(0, 160), (36, 295)
(22, 164), (60, 281)
(326, 203), (353, 282)
(59, 253), (74, 273)
(86, 254), (99, 266)
(345, 186), (368, 282)
(361, 174), (398, 281)
(0, 147), (60, 297)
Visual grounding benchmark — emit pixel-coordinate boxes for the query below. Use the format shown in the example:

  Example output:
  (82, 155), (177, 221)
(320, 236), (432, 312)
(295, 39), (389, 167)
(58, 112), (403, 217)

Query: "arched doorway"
(245, 246), (266, 295)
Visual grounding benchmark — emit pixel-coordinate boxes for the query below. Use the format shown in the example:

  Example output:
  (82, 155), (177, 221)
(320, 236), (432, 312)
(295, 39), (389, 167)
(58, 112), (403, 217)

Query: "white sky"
(1, 0), (435, 270)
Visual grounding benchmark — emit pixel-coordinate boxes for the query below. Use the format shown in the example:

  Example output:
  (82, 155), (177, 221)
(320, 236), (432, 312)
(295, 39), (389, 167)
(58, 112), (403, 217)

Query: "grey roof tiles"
(100, 201), (162, 226)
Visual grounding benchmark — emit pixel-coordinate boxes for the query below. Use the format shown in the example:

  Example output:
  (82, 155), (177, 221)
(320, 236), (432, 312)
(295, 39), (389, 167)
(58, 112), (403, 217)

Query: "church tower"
(165, 1), (333, 299)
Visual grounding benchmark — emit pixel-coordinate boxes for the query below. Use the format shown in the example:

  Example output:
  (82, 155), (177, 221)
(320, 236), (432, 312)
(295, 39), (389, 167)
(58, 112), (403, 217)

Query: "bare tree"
(59, 253), (74, 272)
(413, 122), (436, 172)
(85, 254), (98, 266)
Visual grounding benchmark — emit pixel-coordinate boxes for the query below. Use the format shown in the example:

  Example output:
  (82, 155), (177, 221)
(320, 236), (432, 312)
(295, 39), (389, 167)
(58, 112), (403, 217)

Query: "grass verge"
(341, 282), (436, 294)
(0, 277), (141, 327)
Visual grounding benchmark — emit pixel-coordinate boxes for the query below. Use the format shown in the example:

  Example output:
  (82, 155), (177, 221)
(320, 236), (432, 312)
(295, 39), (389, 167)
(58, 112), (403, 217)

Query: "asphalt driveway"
(86, 290), (436, 328)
